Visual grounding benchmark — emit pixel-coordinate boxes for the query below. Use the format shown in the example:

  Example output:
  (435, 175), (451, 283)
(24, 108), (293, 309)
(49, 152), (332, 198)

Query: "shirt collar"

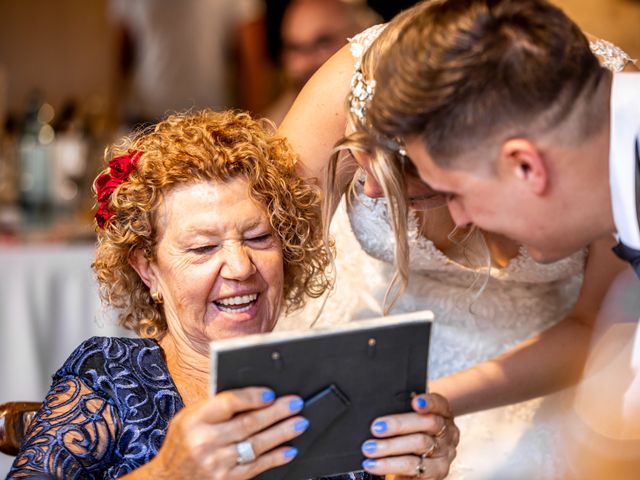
(609, 72), (640, 250)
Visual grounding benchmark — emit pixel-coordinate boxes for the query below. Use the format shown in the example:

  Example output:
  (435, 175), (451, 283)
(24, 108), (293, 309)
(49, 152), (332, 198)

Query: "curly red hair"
(93, 110), (331, 338)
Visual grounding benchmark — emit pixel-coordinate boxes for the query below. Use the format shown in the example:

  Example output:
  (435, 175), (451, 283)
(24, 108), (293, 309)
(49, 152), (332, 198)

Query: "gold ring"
(423, 437), (438, 458)
(435, 423), (447, 438)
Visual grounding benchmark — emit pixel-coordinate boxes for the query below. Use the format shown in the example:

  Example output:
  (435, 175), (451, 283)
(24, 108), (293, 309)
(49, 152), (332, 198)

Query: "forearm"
(279, 44), (355, 183)
(430, 317), (593, 416)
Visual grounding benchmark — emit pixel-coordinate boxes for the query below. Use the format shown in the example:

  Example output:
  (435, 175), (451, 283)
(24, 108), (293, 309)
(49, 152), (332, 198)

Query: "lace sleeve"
(348, 23), (387, 62)
(590, 39), (637, 72)
(8, 376), (120, 479)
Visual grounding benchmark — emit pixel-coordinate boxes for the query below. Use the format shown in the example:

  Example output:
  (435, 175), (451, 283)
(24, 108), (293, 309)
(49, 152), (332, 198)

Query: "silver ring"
(416, 454), (428, 477)
(235, 440), (256, 465)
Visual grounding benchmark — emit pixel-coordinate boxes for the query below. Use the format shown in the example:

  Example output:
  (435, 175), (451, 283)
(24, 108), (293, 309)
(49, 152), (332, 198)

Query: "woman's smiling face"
(147, 177), (284, 346)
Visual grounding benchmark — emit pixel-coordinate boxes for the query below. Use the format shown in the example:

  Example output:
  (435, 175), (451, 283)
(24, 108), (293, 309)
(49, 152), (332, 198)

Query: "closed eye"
(245, 233), (274, 247)
(190, 245), (219, 254)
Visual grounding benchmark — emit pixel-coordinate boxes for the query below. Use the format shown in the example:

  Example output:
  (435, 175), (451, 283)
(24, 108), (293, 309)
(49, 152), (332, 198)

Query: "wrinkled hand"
(141, 387), (307, 479)
(361, 393), (458, 479)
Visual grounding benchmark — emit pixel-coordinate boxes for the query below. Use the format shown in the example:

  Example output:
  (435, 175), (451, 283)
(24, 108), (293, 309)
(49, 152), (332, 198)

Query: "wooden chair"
(0, 402), (41, 456)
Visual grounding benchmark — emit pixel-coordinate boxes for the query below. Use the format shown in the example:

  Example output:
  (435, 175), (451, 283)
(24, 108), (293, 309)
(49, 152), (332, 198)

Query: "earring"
(151, 291), (163, 304)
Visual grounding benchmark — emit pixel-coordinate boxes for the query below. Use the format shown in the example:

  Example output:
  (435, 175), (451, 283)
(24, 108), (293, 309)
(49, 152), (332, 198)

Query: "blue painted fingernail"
(294, 418), (310, 432)
(372, 421), (387, 434)
(362, 441), (377, 453)
(262, 390), (276, 403)
(416, 397), (428, 409)
(362, 459), (377, 470)
(283, 447), (298, 459)
(289, 398), (304, 412)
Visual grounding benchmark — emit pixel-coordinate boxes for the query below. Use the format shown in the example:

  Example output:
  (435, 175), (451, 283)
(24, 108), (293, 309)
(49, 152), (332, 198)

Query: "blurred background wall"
(555, 0), (640, 60)
(0, 0), (116, 125)
(1, 0), (639, 131)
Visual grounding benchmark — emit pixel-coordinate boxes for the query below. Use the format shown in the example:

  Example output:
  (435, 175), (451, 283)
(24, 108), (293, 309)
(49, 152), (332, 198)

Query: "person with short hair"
(277, 0), (635, 476)
(369, 0), (634, 268)
(364, 0), (640, 476)
(264, 0), (379, 125)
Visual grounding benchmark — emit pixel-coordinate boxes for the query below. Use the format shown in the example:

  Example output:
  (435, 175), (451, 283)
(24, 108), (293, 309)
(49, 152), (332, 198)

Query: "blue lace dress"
(8, 337), (379, 480)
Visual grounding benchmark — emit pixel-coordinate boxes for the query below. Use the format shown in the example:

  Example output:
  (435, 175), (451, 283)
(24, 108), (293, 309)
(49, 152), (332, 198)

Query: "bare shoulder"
(278, 44), (357, 182)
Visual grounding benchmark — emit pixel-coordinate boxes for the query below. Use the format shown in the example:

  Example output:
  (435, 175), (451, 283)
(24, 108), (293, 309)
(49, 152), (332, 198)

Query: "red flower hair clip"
(95, 150), (143, 228)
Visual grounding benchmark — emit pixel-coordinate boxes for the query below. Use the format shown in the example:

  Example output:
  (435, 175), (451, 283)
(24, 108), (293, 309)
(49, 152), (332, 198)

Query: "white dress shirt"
(609, 72), (640, 250)
(608, 71), (640, 416)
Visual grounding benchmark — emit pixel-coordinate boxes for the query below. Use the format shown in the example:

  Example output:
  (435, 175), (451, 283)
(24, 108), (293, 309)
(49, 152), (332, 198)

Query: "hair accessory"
(94, 150), (143, 228)
(589, 39), (636, 73)
(151, 291), (163, 304)
(349, 67), (408, 159)
(349, 67), (376, 122)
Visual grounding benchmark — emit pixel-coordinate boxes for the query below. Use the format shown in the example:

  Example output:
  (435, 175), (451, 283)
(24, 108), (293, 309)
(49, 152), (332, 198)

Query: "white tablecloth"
(0, 243), (130, 474)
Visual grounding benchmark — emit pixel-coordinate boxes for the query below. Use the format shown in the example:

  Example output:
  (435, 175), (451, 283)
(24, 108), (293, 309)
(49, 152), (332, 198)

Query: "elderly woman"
(8, 110), (455, 479)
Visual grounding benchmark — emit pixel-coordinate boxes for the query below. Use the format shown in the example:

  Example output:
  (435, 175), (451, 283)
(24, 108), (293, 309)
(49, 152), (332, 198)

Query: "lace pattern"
(590, 39), (637, 72)
(330, 23), (634, 480)
(278, 198), (583, 478)
(9, 337), (380, 480)
(348, 23), (386, 62)
(349, 181), (585, 281)
(9, 337), (182, 479)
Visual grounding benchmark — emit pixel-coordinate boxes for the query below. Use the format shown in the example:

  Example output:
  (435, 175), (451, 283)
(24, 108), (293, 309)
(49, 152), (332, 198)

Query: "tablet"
(210, 310), (433, 480)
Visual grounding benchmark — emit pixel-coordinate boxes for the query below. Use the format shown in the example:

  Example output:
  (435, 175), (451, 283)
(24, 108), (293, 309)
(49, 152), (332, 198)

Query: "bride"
(277, 2), (636, 478)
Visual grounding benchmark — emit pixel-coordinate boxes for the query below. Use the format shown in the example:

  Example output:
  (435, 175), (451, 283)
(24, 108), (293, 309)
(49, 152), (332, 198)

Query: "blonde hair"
(325, 4), (494, 312)
(94, 110), (331, 338)
(324, 7), (426, 312)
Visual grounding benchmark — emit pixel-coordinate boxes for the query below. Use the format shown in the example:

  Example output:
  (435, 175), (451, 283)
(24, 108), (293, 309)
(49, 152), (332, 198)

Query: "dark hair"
(368, 0), (608, 164)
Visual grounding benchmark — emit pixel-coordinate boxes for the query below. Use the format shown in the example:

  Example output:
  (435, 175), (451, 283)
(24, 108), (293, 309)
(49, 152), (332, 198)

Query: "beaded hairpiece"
(589, 39), (636, 73)
(94, 150), (143, 228)
(349, 67), (377, 123)
(348, 68), (408, 158)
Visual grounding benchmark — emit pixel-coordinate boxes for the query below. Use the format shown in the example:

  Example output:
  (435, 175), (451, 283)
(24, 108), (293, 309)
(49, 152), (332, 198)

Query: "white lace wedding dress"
(278, 26), (635, 480)
(280, 189), (584, 479)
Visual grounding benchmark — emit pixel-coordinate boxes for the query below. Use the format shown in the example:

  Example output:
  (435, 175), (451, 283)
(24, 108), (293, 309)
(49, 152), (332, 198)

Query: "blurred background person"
(264, 0), (379, 125)
(109, 0), (272, 129)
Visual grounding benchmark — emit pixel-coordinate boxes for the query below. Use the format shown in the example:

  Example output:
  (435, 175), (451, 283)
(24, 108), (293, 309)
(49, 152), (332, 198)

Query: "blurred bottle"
(0, 115), (19, 215)
(50, 100), (88, 214)
(17, 92), (55, 221)
(0, 65), (15, 208)
(0, 67), (19, 240)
